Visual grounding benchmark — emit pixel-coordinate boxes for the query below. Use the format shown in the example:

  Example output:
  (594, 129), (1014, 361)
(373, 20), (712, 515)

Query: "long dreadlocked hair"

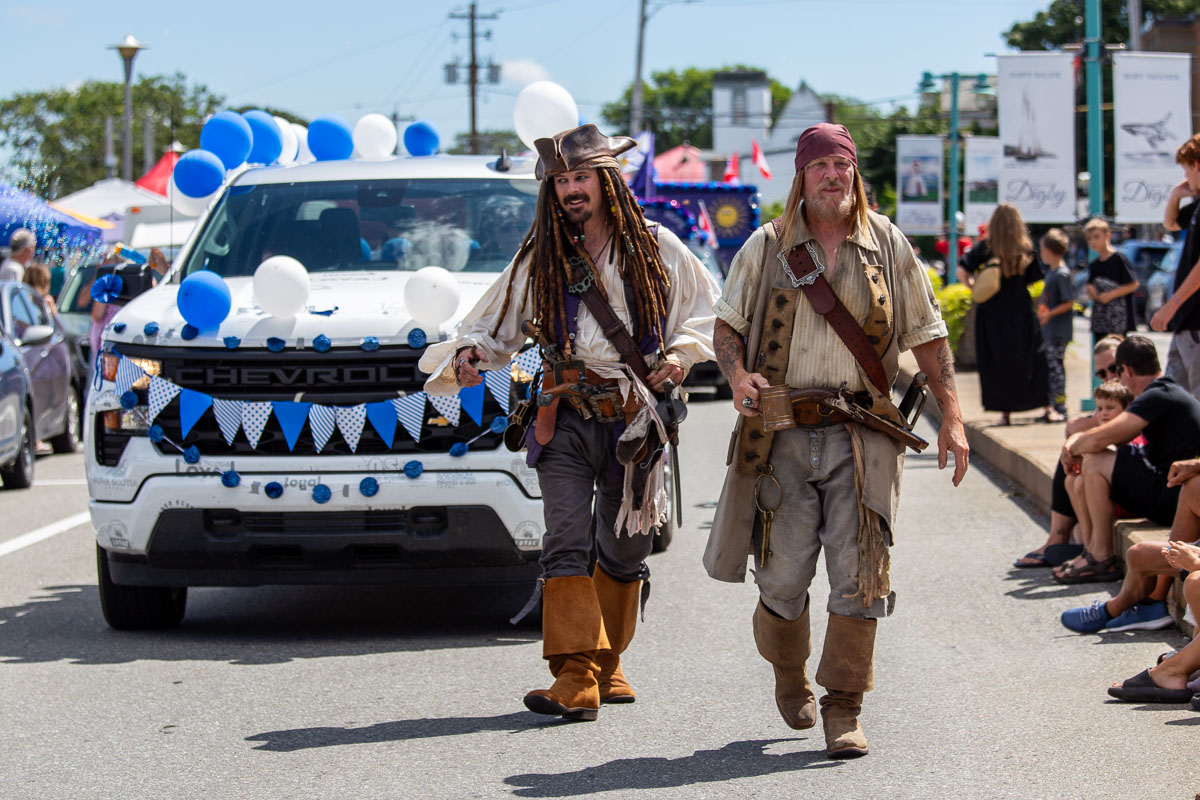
(490, 166), (672, 352)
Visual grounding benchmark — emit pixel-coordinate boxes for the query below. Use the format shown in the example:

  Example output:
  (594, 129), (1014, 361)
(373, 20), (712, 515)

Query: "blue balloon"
(403, 121), (440, 157)
(307, 115), (354, 161)
(200, 111), (253, 170)
(243, 110), (283, 164)
(176, 270), (231, 330)
(173, 149), (225, 198)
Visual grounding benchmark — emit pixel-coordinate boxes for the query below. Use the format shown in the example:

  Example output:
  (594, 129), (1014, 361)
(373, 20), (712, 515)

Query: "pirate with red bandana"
(705, 124), (970, 758)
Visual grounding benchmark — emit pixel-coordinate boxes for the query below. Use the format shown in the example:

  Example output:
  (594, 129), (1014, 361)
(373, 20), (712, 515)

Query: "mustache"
(562, 193), (589, 206)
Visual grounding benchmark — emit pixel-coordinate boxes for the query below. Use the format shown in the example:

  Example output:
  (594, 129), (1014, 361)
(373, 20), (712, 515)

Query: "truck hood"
(104, 270), (501, 348)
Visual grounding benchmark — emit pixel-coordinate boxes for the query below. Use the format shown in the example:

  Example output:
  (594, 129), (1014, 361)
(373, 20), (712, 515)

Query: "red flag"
(696, 199), (718, 248)
(723, 151), (740, 184)
(751, 140), (772, 179)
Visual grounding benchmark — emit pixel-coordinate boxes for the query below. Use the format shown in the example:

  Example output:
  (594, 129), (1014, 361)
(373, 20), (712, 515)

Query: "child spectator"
(22, 262), (55, 316)
(1084, 218), (1138, 335)
(1037, 228), (1073, 418)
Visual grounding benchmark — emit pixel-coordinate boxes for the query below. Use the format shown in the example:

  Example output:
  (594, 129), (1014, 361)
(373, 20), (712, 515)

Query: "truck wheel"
(96, 544), (187, 629)
(49, 386), (81, 454)
(1, 410), (35, 489)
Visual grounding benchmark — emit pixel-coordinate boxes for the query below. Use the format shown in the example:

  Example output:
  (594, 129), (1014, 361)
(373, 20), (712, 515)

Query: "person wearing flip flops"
(1056, 336), (1200, 586)
(1107, 539), (1200, 708)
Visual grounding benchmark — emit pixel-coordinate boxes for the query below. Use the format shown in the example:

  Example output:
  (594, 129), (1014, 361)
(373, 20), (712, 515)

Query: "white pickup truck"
(86, 153), (550, 628)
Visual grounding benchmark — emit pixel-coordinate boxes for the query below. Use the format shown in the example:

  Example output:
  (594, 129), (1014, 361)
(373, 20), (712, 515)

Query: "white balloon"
(168, 174), (213, 217)
(403, 266), (461, 332)
(292, 123), (313, 164)
(513, 81), (580, 151)
(353, 113), (398, 160)
(254, 256), (311, 318)
(274, 115), (298, 164)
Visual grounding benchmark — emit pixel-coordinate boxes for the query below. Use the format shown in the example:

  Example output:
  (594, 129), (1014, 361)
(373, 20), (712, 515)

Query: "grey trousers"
(535, 407), (653, 582)
(752, 424), (891, 621)
(1166, 331), (1200, 400)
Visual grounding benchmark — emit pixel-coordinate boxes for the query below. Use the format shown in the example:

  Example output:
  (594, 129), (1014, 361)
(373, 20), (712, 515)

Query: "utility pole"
(631, 0), (647, 134)
(448, 3), (498, 154)
(1128, 0), (1142, 50)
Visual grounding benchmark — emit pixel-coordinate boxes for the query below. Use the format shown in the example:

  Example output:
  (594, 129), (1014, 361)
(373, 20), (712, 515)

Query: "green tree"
(229, 105), (309, 127)
(600, 66), (793, 149)
(1005, 0), (1198, 50)
(446, 129), (525, 155)
(0, 73), (226, 197)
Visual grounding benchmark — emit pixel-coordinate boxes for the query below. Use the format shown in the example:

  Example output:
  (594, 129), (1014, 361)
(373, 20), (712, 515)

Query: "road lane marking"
(0, 512), (91, 558)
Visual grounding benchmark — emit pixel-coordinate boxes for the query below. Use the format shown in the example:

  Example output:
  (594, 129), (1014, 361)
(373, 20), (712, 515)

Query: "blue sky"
(1, 0), (1051, 147)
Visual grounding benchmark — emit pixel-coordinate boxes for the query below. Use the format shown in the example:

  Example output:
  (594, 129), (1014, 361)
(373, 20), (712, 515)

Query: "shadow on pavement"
(503, 739), (837, 796)
(247, 711), (569, 751)
(1002, 569), (1117, 602)
(0, 583), (539, 666)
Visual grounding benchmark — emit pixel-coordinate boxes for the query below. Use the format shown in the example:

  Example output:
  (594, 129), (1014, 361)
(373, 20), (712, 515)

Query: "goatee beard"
(807, 191), (853, 224)
(564, 206), (593, 224)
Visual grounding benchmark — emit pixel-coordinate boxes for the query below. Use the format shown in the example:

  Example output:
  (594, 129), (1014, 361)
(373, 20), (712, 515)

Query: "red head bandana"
(793, 123), (858, 173)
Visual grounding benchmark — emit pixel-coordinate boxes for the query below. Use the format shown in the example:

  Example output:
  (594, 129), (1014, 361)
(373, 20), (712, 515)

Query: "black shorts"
(1109, 443), (1181, 527)
(1051, 462), (1075, 519)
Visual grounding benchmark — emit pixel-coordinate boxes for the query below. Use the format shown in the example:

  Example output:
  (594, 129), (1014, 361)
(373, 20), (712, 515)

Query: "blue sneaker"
(1106, 601), (1173, 632)
(1060, 600), (1112, 633)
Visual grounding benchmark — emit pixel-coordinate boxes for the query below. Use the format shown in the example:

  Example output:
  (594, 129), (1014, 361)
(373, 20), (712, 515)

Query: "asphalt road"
(1, 399), (1195, 800)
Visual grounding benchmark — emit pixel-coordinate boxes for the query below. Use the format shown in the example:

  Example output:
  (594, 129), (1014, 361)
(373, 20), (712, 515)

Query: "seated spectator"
(1055, 335), (1200, 585)
(1014, 336), (1124, 568)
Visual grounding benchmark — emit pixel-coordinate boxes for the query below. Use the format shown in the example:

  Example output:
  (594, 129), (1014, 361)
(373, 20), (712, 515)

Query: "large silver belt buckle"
(778, 245), (825, 288)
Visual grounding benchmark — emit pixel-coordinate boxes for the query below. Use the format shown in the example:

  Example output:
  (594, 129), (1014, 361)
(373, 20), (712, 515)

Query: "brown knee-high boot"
(752, 598), (817, 730)
(815, 613), (877, 759)
(592, 566), (641, 704)
(523, 576), (611, 721)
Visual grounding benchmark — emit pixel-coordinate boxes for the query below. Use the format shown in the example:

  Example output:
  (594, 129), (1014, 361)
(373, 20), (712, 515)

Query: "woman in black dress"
(957, 203), (1055, 424)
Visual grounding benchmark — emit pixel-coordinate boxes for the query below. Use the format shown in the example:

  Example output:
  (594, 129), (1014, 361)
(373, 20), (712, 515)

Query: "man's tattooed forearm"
(713, 320), (747, 382)
(933, 339), (956, 408)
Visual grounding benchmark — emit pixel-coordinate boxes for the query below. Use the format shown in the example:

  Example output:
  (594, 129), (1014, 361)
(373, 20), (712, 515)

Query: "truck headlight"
(101, 354), (161, 390)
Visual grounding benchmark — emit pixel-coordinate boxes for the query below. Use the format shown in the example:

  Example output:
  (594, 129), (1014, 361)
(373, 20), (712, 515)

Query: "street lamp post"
(919, 71), (992, 284)
(108, 34), (147, 182)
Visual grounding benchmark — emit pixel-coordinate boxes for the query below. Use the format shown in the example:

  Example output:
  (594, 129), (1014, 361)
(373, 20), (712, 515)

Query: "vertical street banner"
(1113, 52), (1193, 223)
(996, 53), (1077, 222)
(963, 136), (1000, 234)
(895, 135), (943, 235)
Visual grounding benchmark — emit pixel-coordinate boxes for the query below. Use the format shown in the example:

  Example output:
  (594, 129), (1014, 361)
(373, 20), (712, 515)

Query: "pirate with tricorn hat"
(421, 123), (720, 721)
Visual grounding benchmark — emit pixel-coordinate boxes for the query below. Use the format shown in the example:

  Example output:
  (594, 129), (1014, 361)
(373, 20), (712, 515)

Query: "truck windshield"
(178, 178), (537, 278)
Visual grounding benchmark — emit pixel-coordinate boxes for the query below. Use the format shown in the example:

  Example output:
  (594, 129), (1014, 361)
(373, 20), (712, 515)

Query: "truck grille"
(117, 344), (511, 456)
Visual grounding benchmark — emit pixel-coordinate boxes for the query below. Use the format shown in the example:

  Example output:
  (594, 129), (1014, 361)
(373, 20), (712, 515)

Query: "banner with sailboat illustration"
(1113, 52), (1193, 223)
(996, 53), (1077, 223)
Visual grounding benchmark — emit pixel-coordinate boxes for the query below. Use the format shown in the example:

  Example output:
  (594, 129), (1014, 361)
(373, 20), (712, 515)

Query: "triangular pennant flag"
(114, 356), (144, 396)
(272, 401), (311, 452)
(459, 384), (485, 427)
(212, 398), (243, 445)
(178, 388), (214, 439)
(366, 400), (397, 448)
(393, 393), (426, 443)
(309, 404), (336, 452)
(483, 369), (512, 415)
(148, 376), (181, 421)
(335, 404), (367, 453)
(514, 348), (542, 378)
(428, 393), (461, 427)
(241, 401), (272, 449)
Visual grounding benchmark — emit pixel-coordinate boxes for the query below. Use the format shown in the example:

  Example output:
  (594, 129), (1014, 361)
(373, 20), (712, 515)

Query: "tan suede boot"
(752, 599), (816, 730)
(593, 566), (640, 704)
(523, 576), (611, 721)
(815, 613), (877, 758)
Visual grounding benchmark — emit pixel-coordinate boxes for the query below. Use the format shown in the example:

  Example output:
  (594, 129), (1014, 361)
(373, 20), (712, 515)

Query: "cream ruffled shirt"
(421, 226), (721, 395)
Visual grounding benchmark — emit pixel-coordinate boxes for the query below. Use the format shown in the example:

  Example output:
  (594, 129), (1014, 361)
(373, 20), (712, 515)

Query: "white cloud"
(500, 59), (550, 88)
(5, 6), (70, 26)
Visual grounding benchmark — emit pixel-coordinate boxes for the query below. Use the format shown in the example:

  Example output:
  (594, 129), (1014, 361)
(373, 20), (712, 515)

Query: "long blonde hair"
(987, 202), (1033, 278)
(777, 166), (871, 248)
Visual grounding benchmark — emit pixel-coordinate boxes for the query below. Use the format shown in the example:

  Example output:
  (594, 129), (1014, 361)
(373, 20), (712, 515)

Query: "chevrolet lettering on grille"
(176, 365), (413, 387)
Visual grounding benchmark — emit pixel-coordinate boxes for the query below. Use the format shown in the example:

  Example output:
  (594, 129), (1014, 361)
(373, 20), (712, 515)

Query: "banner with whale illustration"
(996, 53), (1077, 223)
(1114, 52), (1193, 223)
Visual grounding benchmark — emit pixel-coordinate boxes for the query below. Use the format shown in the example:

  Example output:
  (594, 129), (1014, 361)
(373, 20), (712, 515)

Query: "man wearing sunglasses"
(1057, 335), (1200, 593)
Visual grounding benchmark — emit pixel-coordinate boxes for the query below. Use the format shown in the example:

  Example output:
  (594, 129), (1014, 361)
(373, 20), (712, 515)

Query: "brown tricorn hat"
(534, 124), (637, 180)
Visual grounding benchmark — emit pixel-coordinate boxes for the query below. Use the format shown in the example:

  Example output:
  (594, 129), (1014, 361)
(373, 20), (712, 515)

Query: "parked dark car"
(1145, 237), (1186, 322)
(55, 260), (102, 375)
(0, 281), (82, 487)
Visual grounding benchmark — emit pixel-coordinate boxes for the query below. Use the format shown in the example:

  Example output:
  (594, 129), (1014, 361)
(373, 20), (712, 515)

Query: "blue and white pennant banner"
(213, 398), (243, 445)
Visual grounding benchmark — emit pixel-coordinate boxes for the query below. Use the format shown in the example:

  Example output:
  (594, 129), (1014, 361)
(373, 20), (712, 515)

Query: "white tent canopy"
(56, 178), (166, 220)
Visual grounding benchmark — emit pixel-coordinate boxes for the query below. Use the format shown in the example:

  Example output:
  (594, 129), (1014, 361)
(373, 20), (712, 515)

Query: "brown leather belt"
(792, 401), (849, 427)
(541, 367), (639, 423)
(760, 386), (871, 431)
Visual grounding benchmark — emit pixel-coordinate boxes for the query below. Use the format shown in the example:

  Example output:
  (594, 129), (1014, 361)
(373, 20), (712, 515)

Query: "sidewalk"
(899, 331), (1194, 636)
